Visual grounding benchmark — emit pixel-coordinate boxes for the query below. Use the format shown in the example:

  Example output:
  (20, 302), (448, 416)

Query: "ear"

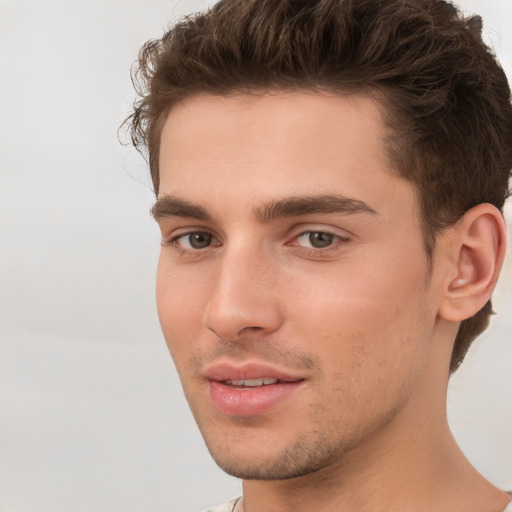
(438, 204), (507, 322)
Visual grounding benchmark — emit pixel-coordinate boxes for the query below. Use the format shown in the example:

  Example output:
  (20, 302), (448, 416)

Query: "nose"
(202, 245), (284, 341)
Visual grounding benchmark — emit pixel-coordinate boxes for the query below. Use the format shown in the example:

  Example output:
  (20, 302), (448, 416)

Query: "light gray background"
(0, 1), (511, 511)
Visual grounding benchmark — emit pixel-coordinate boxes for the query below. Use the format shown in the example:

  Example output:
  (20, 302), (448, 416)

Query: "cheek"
(156, 257), (208, 360)
(286, 254), (433, 372)
(286, 270), (433, 426)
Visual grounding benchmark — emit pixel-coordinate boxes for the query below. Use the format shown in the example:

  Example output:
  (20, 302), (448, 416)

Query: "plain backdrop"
(0, 1), (511, 511)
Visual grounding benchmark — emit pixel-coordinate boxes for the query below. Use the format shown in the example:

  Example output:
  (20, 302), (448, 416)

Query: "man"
(126, 0), (512, 510)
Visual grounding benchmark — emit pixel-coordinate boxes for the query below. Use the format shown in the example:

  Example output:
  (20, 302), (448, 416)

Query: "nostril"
(241, 326), (265, 334)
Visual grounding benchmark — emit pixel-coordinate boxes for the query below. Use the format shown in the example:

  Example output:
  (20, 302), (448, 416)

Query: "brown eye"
(287, 228), (351, 254)
(166, 230), (220, 255)
(307, 232), (336, 248)
(186, 232), (213, 249)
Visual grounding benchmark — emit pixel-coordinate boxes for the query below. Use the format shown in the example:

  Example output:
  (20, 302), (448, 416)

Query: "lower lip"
(208, 380), (303, 417)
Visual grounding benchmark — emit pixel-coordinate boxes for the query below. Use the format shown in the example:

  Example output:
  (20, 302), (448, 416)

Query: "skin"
(155, 92), (509, 512)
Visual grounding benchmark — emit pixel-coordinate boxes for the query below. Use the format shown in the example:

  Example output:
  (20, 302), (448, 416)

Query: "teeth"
(227, 378), (278, 387)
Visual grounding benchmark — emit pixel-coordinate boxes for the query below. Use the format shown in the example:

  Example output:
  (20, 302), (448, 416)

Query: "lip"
(204, 361), (303, 383)
(204, 361), (305, 417)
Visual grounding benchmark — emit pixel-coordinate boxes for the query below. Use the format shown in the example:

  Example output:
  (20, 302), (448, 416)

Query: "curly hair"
(125, 0), (512, 373)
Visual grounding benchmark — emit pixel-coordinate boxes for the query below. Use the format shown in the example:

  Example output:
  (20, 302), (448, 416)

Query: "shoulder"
(204, 497), (241, 512)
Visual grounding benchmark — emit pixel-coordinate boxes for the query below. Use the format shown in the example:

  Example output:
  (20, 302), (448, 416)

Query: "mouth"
(222, 377), (294, 388)
(204, 362), (306, 417)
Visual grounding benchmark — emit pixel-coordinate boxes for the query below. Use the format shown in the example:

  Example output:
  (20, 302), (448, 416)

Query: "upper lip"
(204, 361), (304, 383)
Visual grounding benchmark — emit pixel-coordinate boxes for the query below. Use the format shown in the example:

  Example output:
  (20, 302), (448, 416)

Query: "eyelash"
(162, 229), (349, 257)
(163, 231), (220, 256)
(290, 230), (349, 254)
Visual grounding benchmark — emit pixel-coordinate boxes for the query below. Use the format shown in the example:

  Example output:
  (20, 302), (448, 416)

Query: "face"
(155, 92), (442, 480)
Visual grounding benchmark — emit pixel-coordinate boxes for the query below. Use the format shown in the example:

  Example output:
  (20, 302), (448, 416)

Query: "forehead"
(159, 90), (386, 166)
(158, 91), (416, 221)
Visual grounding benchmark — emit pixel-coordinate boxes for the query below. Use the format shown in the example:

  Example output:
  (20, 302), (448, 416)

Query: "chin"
(203, 430), (344, 481)
(190, 379), (410, 481)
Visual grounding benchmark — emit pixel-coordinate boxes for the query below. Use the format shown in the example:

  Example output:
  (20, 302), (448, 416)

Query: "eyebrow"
(152, 196), (211, 221)
(151, 194), (377, 222)
(255, 194), (378, 221)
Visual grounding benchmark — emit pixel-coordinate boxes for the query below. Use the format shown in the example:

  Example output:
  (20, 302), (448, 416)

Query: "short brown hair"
(126, 0), (512, 373)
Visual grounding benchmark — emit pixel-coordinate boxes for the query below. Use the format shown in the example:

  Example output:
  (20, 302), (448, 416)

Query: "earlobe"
(438, 204), (507, 322)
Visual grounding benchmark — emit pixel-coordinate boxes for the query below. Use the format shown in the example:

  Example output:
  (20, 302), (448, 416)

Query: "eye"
(185, 232), (213, 249)
(295, 231), (341, 249)
(168, 231), (219, 251)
